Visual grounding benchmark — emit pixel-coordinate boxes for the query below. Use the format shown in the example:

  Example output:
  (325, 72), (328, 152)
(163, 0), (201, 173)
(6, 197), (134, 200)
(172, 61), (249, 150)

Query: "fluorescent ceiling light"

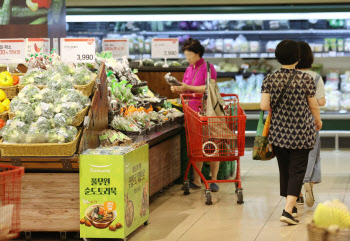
(66, 12), (350, 22)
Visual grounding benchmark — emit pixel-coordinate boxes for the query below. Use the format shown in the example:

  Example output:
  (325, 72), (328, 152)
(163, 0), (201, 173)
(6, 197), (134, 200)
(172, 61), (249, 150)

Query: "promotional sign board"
(80, 145), (149, 239)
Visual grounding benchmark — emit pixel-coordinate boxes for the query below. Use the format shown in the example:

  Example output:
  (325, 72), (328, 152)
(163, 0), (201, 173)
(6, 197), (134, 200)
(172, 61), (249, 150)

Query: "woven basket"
(0, 130), (82, 157)
(72, 105), (90, 126)
(18, 84), (46, 92)
(308, 222), (350, 241)
(0, 86), (18, 99)
(9, 105), (90, 124)
(8, 112), (15, 120)
(0, 111), (8, 122)
(73, 75), (96, 97)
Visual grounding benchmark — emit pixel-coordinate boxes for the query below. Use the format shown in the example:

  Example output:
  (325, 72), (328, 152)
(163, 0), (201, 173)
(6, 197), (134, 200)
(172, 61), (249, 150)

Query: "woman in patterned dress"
(260, 40), (323, 225)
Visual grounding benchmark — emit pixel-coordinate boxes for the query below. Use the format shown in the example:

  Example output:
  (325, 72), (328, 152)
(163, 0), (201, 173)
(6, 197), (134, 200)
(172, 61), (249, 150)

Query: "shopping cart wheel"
(205, 190), (213, 205)
(237, 189), (244, 204)
(235, 182), (239, 193)
(183, 180), (190, 195)
(60, 232), (67, 241)
(25, 232), (31, 241)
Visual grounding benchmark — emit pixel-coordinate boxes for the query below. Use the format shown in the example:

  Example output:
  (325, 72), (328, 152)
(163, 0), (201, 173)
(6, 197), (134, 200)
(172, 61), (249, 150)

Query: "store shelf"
(130, 52), (350, 60)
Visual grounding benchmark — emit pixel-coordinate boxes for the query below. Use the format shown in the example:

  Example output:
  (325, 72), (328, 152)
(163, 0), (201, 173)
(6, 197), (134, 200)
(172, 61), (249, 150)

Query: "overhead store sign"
(0, 39), (26, 64)
(60, 38), (96, 63)
(26, 38), (50, 58)
(151, 38), (179, 59)
(102, 39), (129, 58)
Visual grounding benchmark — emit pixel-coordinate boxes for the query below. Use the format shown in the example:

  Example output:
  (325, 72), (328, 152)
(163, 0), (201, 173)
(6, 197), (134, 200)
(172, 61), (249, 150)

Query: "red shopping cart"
(0, 165), (24, 241)
(181, 93), (246, 205)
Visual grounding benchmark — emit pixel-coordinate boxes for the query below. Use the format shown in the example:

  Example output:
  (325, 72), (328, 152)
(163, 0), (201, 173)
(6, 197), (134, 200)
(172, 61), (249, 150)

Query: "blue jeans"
(304, 131), (321, 184)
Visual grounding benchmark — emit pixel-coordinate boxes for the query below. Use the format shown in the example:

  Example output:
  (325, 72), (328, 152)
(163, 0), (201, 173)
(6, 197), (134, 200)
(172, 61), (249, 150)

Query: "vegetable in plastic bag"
(53, 113), (72, 127)
(32, 102), (55, 118)
(59, 89), (90, 106)
(164, 72), (181, 86)
(26, 121), (48, 143)
(15, 105), (35, 123)
(10, 97), (29, 112)
(40, 88), (56, 103)
(72, 67), (92, 85)
(61, 102), (83, 118)
(47, 73), (74, 91)
(2, 119), (29, 143)
(18, 84), (43, 103)
(47, 128), (66, 143)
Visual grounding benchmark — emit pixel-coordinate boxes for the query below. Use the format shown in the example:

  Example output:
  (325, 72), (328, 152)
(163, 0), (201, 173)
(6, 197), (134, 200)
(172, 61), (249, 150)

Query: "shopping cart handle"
(181, 93), (203, 98)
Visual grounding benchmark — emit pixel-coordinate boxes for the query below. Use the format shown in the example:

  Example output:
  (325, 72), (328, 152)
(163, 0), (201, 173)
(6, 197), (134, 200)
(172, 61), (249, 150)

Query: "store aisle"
(127, 150), (350, 241)
(15, 150), (350, 241)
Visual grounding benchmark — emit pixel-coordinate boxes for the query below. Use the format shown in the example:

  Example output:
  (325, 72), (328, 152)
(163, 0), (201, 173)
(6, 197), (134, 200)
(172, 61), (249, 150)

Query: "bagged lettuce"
(1, 119), (29, 143)
(40, 88), (56, 103)
(61, 102), (83, 118)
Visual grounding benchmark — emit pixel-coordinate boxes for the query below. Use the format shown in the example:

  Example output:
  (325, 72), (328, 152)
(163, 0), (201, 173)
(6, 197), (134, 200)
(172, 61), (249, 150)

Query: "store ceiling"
(66, 0), (350, 7)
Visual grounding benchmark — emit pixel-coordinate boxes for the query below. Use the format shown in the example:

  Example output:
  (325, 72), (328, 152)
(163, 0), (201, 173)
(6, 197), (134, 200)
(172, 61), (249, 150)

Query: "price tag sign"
(250, 53), (258, 58)
(268, 53), (275, 58)
(223, 54), (237, 58)
(260, 53), (268, 58)
(60, 38), (95, 63)
(0, 39), (26, 64)
(329, 51), (337, 57)
(102, 39), (129, 58)
(151, 38), (179, 59)
(314, 53), (322, 58)
(240, 53), (249, 58)
(26, 38), (50, 58)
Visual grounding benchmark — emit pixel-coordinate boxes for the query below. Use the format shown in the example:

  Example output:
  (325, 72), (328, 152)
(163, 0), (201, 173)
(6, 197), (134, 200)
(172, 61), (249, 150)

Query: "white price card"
(60, 38), (95, 63)
(0, 39), (26, 64)
(151, 38), (179, 59)
(268, 53), (275, 58)
(26, 38), (50, 58)
(260, 53), (268, 58)
(102, 39), (129, 58)
(223, 54), (238, 58)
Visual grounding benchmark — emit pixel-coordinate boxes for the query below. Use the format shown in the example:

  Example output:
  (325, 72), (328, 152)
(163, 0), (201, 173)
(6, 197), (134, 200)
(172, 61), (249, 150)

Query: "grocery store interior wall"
(66, 0), (350, 7)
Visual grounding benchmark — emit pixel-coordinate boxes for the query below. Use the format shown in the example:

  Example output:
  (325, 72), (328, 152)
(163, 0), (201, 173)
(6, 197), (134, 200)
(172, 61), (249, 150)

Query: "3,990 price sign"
(60, 38), (96, 63)
(152, 38), (179, 59)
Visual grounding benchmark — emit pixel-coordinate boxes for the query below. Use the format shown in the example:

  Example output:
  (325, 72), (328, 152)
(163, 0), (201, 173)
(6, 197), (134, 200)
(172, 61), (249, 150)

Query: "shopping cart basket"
(181, 93), (246, 205)
(0, 165), (24, 240)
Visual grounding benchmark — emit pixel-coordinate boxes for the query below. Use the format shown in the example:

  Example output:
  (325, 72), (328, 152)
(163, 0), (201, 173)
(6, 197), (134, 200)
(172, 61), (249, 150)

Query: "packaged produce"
(313, 200), (350, 229)
(249, 41), (260, 53)
(164, 73), (181, 86)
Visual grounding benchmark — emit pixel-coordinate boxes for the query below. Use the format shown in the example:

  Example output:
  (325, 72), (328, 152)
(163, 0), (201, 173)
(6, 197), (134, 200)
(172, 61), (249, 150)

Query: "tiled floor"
(127, 150), (350, 241)
(15, 150), (350, 241)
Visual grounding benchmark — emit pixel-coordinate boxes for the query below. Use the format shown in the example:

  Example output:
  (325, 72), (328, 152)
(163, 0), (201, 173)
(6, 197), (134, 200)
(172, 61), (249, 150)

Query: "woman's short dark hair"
(275, 40), (300, 65)
(182, 38), (205, 58)
(296, 41), (314, 69)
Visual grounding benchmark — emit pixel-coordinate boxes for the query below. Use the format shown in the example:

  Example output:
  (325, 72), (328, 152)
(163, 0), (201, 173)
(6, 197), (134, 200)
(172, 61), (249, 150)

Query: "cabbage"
(59, 89), (90, 106)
